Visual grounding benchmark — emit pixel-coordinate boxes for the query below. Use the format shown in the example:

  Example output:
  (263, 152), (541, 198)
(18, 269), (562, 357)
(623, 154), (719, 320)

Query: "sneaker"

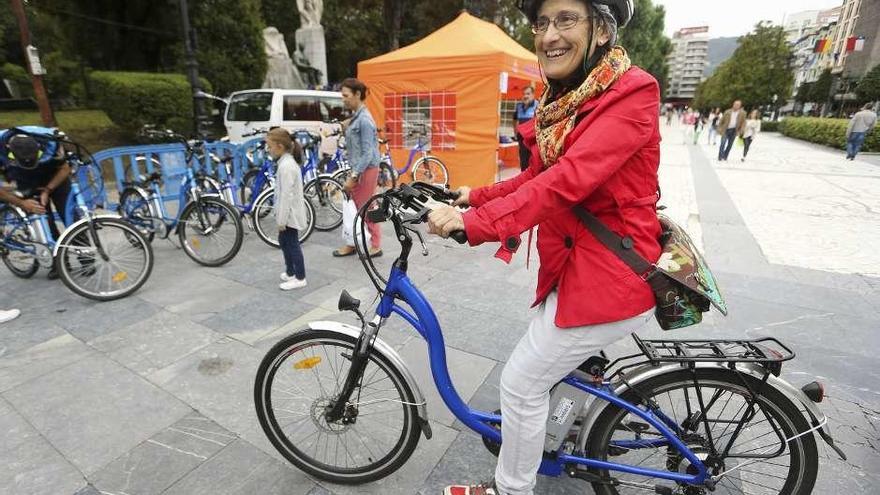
(280, 272), (294, 282)
(279, 277), (308, 291)
(443, 480), (499, 495)
(0, 309), (21, 324)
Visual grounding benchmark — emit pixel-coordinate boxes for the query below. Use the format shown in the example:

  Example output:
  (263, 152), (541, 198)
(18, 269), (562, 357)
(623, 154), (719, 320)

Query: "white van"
(224, 89), (346, 143)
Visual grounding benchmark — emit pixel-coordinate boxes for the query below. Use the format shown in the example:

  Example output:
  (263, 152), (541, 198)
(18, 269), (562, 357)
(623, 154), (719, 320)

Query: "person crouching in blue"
(0, 126), (72, 279)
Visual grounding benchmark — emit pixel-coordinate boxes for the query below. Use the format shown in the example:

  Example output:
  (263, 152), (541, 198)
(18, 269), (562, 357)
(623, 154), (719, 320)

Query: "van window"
(319, 97), (346, 122)
(283, 96), (322, 121)
(227, 92), (273, 122)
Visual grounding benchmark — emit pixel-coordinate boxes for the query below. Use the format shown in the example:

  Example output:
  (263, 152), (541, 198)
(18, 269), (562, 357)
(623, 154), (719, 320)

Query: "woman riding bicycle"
(427, 1), (662, 494)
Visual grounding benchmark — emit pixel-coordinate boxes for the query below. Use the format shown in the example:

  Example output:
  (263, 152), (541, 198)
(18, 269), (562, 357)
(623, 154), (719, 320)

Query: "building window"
(384, 91), (456, 150)
(499, 100), (518, 138)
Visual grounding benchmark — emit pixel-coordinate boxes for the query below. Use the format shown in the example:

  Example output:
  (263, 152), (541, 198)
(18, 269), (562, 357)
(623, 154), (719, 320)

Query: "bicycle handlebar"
(368, 182), (467, 244)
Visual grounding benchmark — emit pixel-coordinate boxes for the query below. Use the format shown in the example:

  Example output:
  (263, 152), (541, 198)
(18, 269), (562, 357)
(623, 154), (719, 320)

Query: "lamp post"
(178, 0), (205, 138)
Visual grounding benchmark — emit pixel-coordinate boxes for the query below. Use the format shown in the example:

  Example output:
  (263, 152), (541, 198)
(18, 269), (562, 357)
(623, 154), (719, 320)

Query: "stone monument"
(262, 27), (304, 89)
(295, 0), (328, 87)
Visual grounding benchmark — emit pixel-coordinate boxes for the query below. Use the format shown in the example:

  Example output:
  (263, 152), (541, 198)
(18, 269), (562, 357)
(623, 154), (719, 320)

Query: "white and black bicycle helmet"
(517, 0), (634, 28)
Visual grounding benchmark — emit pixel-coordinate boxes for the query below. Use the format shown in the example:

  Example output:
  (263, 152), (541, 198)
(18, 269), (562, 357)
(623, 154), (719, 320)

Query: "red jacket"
(463, 67), (662, 328)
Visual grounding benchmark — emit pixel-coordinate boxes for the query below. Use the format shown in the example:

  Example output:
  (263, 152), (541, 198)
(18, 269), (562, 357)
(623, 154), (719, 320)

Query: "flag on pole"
(846, 37), (857, 52)
(814, 38), (831, 54)
(855, 37), (865, 52)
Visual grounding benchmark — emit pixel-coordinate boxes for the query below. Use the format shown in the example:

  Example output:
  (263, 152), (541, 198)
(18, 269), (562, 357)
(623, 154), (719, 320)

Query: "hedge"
(778, 117), (879, 152)
(760, 120), (780, 132)
(88, 71), (211, 135)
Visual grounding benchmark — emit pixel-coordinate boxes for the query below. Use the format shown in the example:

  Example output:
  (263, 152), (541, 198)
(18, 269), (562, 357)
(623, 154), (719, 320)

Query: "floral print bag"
(573, 208), (728, 330)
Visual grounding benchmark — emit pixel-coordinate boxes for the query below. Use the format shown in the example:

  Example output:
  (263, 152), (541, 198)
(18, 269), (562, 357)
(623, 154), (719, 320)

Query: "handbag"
(342, 199), (371, 247)
(573, 206), (728, 330)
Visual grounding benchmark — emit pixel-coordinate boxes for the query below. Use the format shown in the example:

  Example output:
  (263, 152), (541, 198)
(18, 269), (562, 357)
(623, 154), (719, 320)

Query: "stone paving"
(1, 123), (879, 494)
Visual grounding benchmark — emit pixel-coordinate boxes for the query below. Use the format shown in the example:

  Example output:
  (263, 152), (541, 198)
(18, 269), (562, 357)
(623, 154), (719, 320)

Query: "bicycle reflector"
(801, 381), (824, 403)
(293, 356), (322, 370)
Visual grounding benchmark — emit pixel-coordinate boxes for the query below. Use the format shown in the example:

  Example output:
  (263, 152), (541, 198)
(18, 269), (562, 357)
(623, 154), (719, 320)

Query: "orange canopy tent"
(358, 11), (542, 188)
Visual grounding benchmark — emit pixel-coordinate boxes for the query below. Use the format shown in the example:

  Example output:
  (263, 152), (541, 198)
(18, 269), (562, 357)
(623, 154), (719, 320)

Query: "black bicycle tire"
(586, 368), (818, 495)
(177, 197), (244, 267)
(118, 188), (156, 243)
(254, 329), (421, 484)
(56, 217), (154, 301)
(0, 205), (40, 278)
(304, 176), (345, 231)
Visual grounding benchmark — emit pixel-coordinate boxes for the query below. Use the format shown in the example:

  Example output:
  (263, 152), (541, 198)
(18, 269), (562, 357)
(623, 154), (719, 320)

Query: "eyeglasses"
(531, 12), (591, 34)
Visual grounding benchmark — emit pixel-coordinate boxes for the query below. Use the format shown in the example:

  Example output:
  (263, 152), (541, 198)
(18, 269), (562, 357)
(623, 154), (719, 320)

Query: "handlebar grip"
(449, 230), (468, 244)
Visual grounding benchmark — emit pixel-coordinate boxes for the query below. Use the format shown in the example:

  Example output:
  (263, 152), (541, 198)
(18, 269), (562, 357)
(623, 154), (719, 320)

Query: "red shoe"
(443, 480), (499, 495)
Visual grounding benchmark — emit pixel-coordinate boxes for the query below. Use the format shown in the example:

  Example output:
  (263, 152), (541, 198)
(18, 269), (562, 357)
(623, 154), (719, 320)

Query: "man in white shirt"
(716, 100), (746, 161)
(846, 102), (877, 160)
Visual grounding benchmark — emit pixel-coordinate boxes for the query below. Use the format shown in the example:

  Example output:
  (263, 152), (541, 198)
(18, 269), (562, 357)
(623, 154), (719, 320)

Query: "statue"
(262, 27), (305, 89)
(293, 43), (323, 87)
(296, 0), (323, 27)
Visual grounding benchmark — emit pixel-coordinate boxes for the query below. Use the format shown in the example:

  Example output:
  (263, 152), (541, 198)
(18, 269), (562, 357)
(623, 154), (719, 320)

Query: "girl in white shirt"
(267, 128), (308, 290)
(742, 110), (761, 162)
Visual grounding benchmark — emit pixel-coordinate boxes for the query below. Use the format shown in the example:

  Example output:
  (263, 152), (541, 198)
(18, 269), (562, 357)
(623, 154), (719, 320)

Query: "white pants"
(494, 292), (653, 495)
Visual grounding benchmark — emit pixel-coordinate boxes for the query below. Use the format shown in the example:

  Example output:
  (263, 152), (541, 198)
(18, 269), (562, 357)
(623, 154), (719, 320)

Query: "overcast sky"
(654, 0), (844, 38)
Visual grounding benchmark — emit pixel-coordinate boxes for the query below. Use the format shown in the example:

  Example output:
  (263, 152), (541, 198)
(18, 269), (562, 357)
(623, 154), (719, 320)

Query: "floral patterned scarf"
(535, 46), (631, 167)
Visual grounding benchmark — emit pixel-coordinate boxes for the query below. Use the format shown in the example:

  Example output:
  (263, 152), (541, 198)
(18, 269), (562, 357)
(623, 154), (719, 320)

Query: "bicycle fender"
(52, 214), (122, 258)
(575, 361), (830, 454)
(307, 320), (433, 440)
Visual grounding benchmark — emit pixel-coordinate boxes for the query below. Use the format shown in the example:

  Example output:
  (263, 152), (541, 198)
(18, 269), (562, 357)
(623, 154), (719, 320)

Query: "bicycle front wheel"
(411, 156), (448, 187)
(56, 217), (154, 301)
(304, 176), (345, 231)
(178, 197), (244, 267)
(254, 329), (421, 484)
(252, 190), (315, 247)
(585, 368), (818, 495)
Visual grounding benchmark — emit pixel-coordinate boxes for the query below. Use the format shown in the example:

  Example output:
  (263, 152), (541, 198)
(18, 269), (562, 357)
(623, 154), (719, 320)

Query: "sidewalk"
(1, 124), (878, 494)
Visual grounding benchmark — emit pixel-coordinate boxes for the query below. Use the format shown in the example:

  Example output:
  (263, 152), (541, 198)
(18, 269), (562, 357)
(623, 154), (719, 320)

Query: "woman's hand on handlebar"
(452, 186), (471, 207)
(427, 205), (465, 239)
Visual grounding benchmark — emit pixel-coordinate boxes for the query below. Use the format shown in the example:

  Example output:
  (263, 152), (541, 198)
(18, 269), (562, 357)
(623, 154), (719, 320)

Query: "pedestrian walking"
(267, 128), (309, 291)
(707, 107), (720, 145)
(692, 110), (706, 145)
(0, 308), (21, 324)
(741, 110), (761, 161)
(846, 102), (877, 160)
(333, 77), (383, 258)
(514, 86), (538, 171)
(716, 100), (746, 161)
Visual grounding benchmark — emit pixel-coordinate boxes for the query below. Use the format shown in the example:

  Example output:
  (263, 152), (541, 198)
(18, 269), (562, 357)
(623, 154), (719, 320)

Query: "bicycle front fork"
(325, 315), (382, 422)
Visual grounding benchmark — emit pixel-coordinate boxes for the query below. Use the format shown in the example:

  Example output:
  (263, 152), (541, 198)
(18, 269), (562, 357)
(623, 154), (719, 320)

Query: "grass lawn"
(0, 109), (129, 152)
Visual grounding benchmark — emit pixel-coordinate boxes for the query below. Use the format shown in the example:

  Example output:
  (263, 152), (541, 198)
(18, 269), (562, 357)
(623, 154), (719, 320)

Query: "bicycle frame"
(139, 166), (205, 233)
(372, 265), (710, 485)
(382, 135), (429, 175)
(219, 158), (274, 214)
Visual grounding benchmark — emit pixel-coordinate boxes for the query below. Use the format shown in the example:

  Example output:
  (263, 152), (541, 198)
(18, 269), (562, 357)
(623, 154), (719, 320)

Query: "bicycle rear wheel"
(178, 197), (244, 267)
(585, 368), (818, 495)
(411, 156), (448, 187)
(0, 206), (39, 278)
(118, 188), (156, 242)
(254, 329), (421, 484)
(56, 217), (154, 301)
(252, 189), (315, 247)
(304, 176), (345, 231)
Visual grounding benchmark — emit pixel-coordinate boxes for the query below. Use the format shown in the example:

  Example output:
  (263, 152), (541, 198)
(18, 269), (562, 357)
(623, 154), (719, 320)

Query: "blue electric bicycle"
(254, 183), (843, 493)
(117, 129), (244, 267)
(1, 130), (154, 301)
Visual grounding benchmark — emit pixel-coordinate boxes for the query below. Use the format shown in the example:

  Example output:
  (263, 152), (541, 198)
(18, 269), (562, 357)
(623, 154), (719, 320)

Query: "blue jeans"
(847, 132), (867, 159)
(718, 128), (737, 160)
(278, 227), (305, 280)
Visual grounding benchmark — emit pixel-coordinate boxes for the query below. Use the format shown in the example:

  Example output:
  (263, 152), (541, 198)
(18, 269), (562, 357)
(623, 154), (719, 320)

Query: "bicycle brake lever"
(409, 226), (429, 256)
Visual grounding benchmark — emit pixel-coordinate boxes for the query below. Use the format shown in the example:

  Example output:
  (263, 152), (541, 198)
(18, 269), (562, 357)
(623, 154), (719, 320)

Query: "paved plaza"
(1, 124), (879, 494)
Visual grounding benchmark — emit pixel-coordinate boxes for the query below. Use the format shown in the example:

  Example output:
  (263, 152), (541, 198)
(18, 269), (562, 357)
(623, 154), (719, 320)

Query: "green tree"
(809, 69), (832, 104)
(795, 81), (814, 103)
(694, 22), (793, 110)
(856, 63), (880, 103)
(261, 0), (300, 56)
(618, 0), (671, 96)
(188, 0), (266, 95)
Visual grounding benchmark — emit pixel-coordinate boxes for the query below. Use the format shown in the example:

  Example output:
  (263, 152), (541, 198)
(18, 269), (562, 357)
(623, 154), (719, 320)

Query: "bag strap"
(572, 206), (654, 278)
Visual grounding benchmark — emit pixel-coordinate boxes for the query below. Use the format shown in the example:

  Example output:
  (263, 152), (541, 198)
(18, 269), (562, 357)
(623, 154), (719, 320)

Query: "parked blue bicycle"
(255, 183), (844, 493)
(1, 130), (154, 301)
(117, 129), (244, 267)
(211, 129), (315, 247)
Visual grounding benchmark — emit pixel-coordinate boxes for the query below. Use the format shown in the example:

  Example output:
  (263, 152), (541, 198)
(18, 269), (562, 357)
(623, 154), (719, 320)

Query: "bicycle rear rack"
(631, 335), (795, 365)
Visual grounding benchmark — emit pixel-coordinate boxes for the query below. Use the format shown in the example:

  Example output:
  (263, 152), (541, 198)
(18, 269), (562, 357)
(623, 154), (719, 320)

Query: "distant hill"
(705, 37), (740, 76)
